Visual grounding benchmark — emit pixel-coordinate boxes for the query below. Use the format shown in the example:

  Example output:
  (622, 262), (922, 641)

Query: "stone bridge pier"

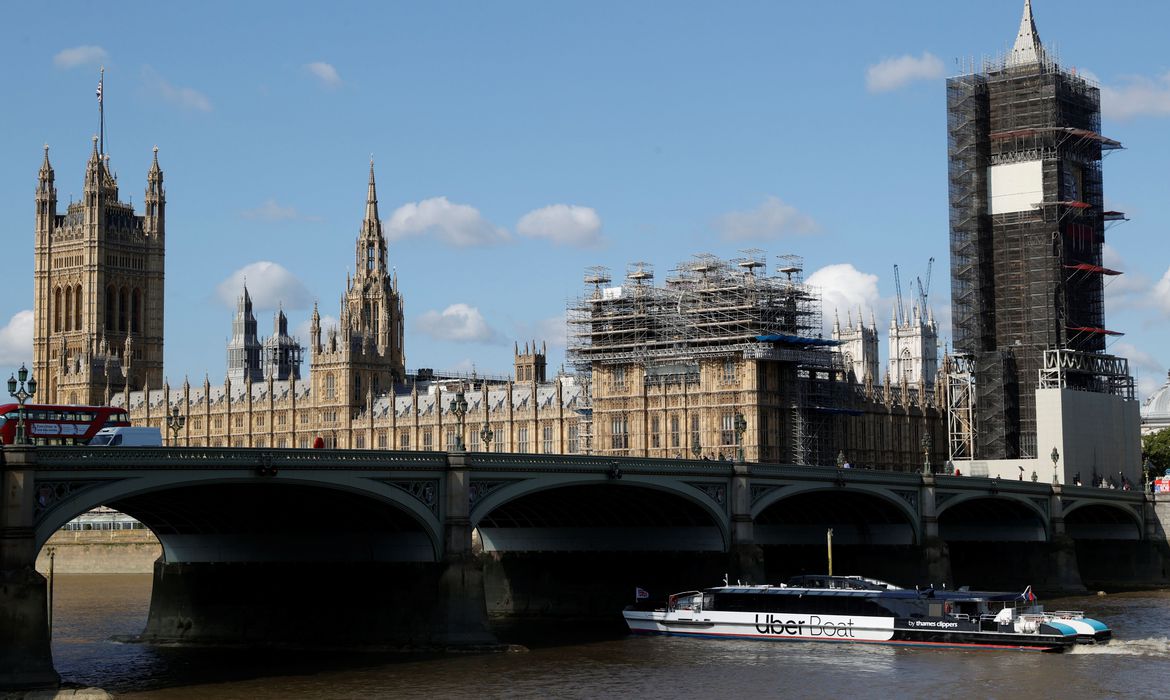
(1, 447), (59, 689)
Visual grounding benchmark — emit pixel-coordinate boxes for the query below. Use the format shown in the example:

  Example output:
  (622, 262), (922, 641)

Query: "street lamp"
(448, 384), (468, 452)
(691, 437), (701, 460)
(920, 432), (933, 475)
(480, 421), (492, 453)
(166, 406), (186, 446)
(733, 412), (747, 463)
(1050, 446), (1060, 486)
(7, 364), (37, 445)
(836, 450), (847, 470)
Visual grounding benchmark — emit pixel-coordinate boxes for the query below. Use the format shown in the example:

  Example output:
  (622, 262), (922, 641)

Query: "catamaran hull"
(623, 611), (1077, 652)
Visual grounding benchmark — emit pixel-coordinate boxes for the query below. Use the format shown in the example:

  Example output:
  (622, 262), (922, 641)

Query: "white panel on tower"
(988, 160), (1043, 215)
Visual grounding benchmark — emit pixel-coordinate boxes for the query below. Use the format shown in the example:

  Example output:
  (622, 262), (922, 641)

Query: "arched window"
(53, 288), (62, 332)
(355, 374), (362, 397)
(64, 288), (73, 331)
(366, 244), (375, 271)
(118, 287), (128, 333)
(74, 284), (82, 331)
(131, 289), (141, 334)
(325, 373), (335, 399)
(105, 286), (116, 331)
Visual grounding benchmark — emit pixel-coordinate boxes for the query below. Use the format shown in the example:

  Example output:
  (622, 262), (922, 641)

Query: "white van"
(88, 426), (163, 447)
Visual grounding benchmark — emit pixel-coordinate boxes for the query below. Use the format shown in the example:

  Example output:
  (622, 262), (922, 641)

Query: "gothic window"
(118, 287), (128, 333)
(422, 430), (433, 449)
(54, 288), (62, 332)
(610, 416), (628, 450)
(722, 359), (736, 383)
(74, 284), (82, 331)
(651, 416), (661, 448)
(355, 435), (365, 449)
(542, 425), (553, 453)
(670, 416), (680, 448)
(377, 431), (388, 449)
(64, 288), (73, 331)
(493, 428), (504, 452)
(325, 373), (336, 399)
(568, 425), (579, 454)
(901, 349), (913, 382)
(691, 414), (701, 454)
(721, 413), (735, 446)
(366, 245), (375, 271)
(256, 415), (265, 427)
(400, 432), (410, 449)
(518, 427), (529, 453)
(234, 415), (244, 428)
(355, 374), (362, 397)
(131, 289), (141, 334)
(105, 286), (115, 331)
(446, 428), (457, 451)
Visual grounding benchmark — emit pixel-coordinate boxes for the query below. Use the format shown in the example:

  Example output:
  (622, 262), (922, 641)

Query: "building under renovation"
(944, 1), (1139, 481)
(568, 252), (945, 468)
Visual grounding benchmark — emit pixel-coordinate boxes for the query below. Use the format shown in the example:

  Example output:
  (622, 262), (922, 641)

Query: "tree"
(1142, 428), (1170, 472)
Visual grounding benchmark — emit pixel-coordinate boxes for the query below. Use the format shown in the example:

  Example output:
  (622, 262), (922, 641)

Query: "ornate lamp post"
(1050, 446), (1060, 486)
(166, 406), (186, 446)
(691, 438), (701, 460)
(7, 364), (37, 445)
(836, 450), (846, 470)
(920, 432), (933, 475)
(448, 385), (468, 452)
(480, 421), (492, 453)
(733, 412), (747, 463)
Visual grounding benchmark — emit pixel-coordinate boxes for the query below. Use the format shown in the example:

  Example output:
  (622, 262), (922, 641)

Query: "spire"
(1007, 0), (1046, 68)
(39, 144), (54, 181)
(365, 157), (379, 223)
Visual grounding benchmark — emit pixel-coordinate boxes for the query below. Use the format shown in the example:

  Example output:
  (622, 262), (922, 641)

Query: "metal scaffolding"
(945, 51), (1125, 460)
(568, 252), (843, 465)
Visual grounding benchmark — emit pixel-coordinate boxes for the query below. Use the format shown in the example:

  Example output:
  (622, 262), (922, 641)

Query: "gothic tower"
(310, 161), (406, 414)
(947, 0), (1122, 458)
(888, 303), (938, 389)
(262, 307), (303, 381)
(514, 340), (547, 383)
(33, 138), (165, 405)
(832, 308), (878, 385)
(226, 284), (262, 384)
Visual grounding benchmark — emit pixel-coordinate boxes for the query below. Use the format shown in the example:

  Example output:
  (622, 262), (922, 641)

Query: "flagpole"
(98, 66), (104, 156)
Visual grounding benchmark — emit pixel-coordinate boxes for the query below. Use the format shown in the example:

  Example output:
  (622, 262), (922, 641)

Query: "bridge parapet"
(31, 446), (450, 471)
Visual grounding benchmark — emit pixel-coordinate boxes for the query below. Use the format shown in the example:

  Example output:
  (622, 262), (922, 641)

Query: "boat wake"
(1069, 637), (1170, 657)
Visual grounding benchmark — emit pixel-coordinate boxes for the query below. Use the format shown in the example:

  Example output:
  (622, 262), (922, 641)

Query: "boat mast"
(826, 528), (834, 576)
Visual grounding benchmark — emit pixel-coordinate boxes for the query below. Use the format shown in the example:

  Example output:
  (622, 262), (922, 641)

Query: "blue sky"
(2, 1), (1168, 398)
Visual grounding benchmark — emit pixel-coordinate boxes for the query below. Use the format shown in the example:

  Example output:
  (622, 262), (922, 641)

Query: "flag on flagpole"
(1021, 585), (1036, 602)
(635, 587), (650, 601)
(96, 78), (103, 104)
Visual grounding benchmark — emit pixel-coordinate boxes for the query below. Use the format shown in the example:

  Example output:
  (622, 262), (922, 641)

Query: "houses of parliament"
(31, 126), (945, 468)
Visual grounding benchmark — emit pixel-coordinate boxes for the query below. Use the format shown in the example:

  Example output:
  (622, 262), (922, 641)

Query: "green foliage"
(1142, 428), (1170, 471)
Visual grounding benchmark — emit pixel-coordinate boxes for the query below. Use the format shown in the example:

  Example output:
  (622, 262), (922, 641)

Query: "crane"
(893, 264), (905, 326)
(916, 257), (934, 316)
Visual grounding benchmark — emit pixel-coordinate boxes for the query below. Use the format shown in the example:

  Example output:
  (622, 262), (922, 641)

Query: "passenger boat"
(623, 575), (1111, 652)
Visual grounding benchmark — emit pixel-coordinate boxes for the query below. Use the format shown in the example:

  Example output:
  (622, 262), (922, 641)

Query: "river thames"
(49, 574), (1170, 699)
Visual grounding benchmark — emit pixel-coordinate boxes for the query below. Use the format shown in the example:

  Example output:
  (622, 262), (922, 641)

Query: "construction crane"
(916, 257), (934, 316)
(893, 264), (905, 326)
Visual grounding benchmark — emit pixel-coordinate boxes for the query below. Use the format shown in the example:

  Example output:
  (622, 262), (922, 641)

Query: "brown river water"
(48, 574), (1170, 699)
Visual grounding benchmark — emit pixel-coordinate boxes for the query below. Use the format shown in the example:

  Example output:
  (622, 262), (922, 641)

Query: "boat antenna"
(722, 573), (729, 586)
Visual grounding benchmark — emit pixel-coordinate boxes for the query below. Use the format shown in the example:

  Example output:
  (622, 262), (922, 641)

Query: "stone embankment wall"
(34, 530), (161, 575)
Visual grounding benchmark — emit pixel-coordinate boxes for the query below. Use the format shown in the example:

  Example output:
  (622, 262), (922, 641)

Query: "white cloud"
(1113, 342), (1165, 400)
(806, 264), (882, 334)
(54, 45), (108, 69)
(0, 311), (34, 366)
(142, 66), (212, 112)
(241, 199), (320, 222)
(713, 196), (820, 241)
(415, 304), (497, 343)
(216, 261), (313, 311)
(516, 204), (603, 248)
(386, 197), (509, 247)
(1101, 72), (1170, 120)
(1102, 244), (1151, 313)
(305, 62), (342, 89)
(866, 52), (945, 93)
(1153, 266), (1170, 315)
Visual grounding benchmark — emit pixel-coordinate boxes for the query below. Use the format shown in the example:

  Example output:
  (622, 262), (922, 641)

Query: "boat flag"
(1021, 585), (1036, 602)
(635, 587), (650, 601)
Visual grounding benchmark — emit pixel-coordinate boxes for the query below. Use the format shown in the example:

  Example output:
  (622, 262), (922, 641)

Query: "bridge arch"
(470, 475), (730, 552)
(35, 472), (444, 562)
(1062, 501), (1143, 541)
(751, 484), (921, 546)
(936, 494), (1048, 542)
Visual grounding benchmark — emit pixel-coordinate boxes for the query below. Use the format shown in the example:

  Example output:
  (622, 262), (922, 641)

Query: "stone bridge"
(2, 444), (1164, 689)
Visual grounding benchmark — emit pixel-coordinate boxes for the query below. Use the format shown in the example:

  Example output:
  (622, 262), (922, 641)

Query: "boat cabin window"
(711, 592), (887, 617)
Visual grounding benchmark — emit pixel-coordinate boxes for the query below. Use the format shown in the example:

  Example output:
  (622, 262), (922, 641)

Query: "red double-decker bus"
(0, 404), (131, 446)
